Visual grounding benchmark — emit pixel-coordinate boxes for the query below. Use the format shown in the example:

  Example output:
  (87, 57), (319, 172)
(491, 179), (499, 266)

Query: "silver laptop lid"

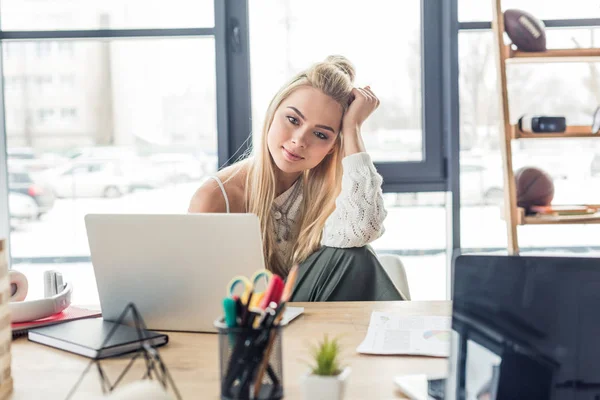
(85, 213), (264, 333)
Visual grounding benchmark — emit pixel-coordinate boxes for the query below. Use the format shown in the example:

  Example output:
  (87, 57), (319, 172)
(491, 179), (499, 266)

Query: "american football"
(504, 9), (546, 52)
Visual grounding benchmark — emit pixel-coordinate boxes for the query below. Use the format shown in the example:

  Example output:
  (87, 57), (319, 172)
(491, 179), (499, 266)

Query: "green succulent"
(308, 334), (344, 376)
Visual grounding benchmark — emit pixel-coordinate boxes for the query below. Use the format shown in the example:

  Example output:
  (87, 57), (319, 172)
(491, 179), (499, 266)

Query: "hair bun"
(324, 55), (355, 83)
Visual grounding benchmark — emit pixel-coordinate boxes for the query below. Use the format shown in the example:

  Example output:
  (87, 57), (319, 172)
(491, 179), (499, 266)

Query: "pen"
(252, 300), (289, 397)
(223, 297), (237, 328)
(252, 311), (285, 397)
(258, 275), (284, 310)
(240, 291), (254, 327)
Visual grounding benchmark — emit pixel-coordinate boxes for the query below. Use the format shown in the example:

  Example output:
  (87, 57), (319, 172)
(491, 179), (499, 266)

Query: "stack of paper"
(356, 312), (451, 357)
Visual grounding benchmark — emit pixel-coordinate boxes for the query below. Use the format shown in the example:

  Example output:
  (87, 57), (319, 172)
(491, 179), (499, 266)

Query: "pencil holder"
(215, 319), (284, 400)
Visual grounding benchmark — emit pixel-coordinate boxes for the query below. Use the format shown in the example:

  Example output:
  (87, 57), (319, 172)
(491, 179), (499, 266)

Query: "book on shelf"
(529, 205), (598, 216)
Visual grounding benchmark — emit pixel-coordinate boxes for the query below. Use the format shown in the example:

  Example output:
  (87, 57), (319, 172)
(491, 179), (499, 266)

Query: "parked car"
(9, 192), (39, 221)
(62, 146), (138, 161)
(147, 153), (206, 183)
(44, 160), (132, 198)
(8, 170), (55, 218)
(114, 159), (166, 191)
(8, 147), (68, 172)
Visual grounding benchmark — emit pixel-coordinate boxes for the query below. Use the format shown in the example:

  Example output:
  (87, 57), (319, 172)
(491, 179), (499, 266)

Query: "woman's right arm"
(188, 179), (229, 213)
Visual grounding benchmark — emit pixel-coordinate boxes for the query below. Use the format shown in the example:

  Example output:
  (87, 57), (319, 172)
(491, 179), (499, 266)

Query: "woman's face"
(267, 86), (343, 174)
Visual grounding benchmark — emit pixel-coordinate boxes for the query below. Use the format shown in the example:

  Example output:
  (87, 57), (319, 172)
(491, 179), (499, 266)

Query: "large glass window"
(374, 193), (447, 300)
(2, 1), (454, 303)
(247, 0), (451, 300)
(0, 0), (214, 30)
(6, 38), (218, 304)
(248, 0), (448, 299)
(249, 0), (423, 163)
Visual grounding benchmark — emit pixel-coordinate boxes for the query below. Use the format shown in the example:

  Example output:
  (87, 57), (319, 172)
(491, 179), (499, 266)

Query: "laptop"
(445, 254), (600, 400)
(84, 213), (264, 333)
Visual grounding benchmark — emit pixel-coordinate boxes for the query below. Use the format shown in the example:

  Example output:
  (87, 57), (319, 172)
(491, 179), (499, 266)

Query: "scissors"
(226, 269), (273, 309)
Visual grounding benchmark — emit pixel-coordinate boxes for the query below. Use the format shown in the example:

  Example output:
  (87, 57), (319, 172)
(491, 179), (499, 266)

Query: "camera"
(518, 115), (566, 133)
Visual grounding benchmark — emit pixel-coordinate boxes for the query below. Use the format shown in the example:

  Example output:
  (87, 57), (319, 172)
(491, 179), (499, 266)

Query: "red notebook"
(12, 306), (102, 339)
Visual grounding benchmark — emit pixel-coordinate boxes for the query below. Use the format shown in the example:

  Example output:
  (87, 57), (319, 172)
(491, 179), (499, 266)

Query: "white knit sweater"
(272, 152), (387, 262)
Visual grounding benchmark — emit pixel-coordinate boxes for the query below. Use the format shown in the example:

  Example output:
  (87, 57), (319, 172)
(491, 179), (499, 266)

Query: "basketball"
(515, 167), (554, 209)
(504, 9), (546, 52)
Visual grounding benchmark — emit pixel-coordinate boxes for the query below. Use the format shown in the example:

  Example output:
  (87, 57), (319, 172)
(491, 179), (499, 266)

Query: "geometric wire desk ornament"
(64, 302), (182, 400)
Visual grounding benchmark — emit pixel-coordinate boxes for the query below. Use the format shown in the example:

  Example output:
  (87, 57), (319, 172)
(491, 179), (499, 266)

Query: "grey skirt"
(289, 246), (404, 302)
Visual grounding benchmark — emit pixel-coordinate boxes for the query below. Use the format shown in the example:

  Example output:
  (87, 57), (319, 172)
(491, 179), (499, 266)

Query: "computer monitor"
(446, 254), (600, 400)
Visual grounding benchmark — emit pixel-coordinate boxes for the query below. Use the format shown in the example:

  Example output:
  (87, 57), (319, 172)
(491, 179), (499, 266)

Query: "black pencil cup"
(215, 319), (284, 400)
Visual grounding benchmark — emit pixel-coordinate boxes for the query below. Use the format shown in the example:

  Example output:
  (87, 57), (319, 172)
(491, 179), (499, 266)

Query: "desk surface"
(11, 301), (451, 399)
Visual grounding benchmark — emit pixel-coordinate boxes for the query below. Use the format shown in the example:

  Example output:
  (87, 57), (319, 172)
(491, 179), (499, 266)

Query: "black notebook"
(28, 317), (168, 359)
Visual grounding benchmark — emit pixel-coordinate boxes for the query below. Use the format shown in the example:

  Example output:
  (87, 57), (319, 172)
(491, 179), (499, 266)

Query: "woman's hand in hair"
(343, 86), (380, 130)
(341, 86), (380, 156)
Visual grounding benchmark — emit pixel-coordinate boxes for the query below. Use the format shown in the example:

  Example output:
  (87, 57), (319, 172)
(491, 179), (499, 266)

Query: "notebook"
(12, 306), (102, 338)
(529, 205), (598, 216)
(28, 318), (168, 359)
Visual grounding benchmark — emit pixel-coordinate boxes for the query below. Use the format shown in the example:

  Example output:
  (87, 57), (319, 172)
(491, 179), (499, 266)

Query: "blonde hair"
(246, 55), (356, 277)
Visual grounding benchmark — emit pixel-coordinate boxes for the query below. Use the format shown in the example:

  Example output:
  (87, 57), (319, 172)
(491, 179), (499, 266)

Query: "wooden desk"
(10, 301), (451, 399)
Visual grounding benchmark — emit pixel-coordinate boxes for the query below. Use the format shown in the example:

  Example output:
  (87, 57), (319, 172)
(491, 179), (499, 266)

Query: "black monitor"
(446, 254), (600, 400)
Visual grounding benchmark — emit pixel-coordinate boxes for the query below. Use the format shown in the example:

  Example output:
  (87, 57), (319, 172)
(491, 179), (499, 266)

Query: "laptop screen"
(446, 254), (600, 400)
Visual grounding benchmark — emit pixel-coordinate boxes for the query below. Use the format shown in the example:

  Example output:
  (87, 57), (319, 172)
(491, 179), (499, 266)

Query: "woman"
(189, 55), (402, 302)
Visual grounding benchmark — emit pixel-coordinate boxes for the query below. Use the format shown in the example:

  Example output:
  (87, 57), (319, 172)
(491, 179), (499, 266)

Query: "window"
(8, 172), (30, 184)
(5, 38), (218, 305)
(34, 75), (53, 87)
(37, 108), (54, 122)
(60, 108), (77, 119)
(249, 0), (446, 186)
(249, 0), (423, 163)
(374, 193), (448, 300)
(0, 0), (214, 30)
(57, 41), (74, 56)
(1, 1), (452, 303)
(35, 42), (52, 58)
(248, 0), (449, 299)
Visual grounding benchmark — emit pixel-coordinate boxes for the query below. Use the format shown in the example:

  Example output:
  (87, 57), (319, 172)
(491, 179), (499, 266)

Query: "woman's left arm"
(321, 152), (387, 247)
(322, 86), (387, 248)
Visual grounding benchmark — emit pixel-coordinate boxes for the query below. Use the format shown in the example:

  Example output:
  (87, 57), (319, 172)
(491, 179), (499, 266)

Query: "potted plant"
(301, 334), (351, 400)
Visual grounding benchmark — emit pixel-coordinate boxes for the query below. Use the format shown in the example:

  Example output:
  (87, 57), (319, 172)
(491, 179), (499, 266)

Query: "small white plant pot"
(301, 367), (351, 400)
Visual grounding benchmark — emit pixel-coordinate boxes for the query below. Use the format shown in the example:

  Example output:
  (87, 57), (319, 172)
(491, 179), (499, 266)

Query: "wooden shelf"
(517, 207), (600, 225)
(505, 46), (600, 63)
(492, 0), (600, 253)
(512, 125), (596, 139)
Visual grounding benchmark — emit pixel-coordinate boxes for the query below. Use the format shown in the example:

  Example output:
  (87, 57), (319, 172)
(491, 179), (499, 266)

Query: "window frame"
(375, 0), (448, 193)
(0, 0), (464, 299)
(0, 0), (459, 262)
(0, 0), (249, 264)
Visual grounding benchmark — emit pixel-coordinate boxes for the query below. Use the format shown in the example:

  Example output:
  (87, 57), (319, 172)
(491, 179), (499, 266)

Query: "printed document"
(356, 312), (451, 357)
